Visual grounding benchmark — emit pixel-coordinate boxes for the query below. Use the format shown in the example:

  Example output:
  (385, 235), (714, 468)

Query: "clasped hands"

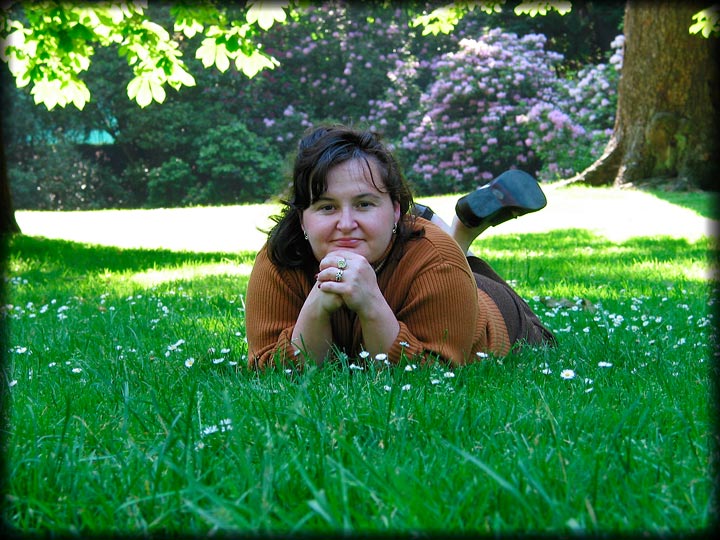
(314, 251), (379, 314)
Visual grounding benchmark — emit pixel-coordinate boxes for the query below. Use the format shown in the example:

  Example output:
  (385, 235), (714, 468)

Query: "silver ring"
(337, 257), (348, 269)
(335, 270), (344, 282)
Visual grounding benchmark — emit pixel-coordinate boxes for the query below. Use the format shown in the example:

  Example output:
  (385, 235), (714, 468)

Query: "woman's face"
(301, 157), (400, 264)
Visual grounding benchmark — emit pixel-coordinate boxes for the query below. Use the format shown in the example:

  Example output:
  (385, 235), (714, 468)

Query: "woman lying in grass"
(246, 125), (556, 368)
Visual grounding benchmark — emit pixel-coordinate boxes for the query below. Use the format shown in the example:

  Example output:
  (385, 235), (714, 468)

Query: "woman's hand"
(316, 251), (383, 314)
(316, 251), (400, 356)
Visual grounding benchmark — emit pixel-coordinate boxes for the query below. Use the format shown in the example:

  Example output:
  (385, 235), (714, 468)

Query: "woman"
(245, 125), (555, 369)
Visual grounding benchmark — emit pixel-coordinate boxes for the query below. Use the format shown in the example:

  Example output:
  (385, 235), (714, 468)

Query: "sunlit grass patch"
(131, 262), (254, 286)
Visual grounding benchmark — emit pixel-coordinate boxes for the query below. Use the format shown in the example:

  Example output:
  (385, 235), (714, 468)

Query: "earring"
(392, 223), (397, 234)
(303, 231), (309, 240)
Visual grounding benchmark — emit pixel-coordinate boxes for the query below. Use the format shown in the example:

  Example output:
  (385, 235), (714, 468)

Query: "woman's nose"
(337, 207), (356, 229)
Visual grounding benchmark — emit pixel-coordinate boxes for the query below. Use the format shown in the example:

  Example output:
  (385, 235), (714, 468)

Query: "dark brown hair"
(266, 124), (417, 268)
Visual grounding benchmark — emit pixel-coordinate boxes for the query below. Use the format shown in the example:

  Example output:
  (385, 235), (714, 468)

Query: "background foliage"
(2, 1), (625, 210)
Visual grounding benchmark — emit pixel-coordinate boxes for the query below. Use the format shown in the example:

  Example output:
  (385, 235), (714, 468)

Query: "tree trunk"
(569, 1), (719, 190)
(0, 128), (21, 235)
(1, 67), (21, 235)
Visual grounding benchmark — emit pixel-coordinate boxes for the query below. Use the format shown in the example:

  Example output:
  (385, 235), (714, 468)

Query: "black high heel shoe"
(455, 170), (547, 228)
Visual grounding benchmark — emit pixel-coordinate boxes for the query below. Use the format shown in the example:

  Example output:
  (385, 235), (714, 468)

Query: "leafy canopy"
(1, 0), (717, 112)
(0, 0), (290, 110)
(410, 0), (719, 39)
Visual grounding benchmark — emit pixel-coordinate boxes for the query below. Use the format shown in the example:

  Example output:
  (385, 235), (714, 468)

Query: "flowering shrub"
(567, 34), (624, 135)
(235, 3), (460, 156)
(366, 28), (622, 193)
(360, 50), (426, 146)
(206, 18), (622, 195)
(392, 30), (563, 192)
(519, 34), (623, 179)
(198, 11), (623, 194)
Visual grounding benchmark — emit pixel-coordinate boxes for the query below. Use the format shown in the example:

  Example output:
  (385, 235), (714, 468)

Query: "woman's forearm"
(357, 299), (400, 358)
(291, 303), (334, 364)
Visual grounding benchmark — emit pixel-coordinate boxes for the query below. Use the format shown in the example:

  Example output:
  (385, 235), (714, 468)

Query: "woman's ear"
(298, 211), (308, 240)
(393, 200), (401, 224)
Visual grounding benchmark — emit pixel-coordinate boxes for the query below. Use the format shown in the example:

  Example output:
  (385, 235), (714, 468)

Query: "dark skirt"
(468, 256), (556, 348)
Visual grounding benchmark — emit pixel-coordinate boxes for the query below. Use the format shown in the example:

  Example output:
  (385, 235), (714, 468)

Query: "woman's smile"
(332, 237), (363, 248)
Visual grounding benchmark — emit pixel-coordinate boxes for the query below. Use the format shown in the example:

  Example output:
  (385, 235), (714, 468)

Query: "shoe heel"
(455, 189), (502, 228)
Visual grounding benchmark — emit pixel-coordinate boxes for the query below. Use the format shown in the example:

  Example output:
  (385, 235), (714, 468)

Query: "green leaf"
(224, 33), (241, 53)
(689, 7), (720, 38)
(26, 75), (90, 110)
(150, 79), (166, 104)
(195, 37), (230, 71)
(195, 39), (215, 68)
(127, 76), (152, 107)
(410, 5), (466, 36)
(478, 1), (504, 15)
(246, 1), (288, 30)
(215, 44), (230, 72)
(68, 79), (91, 110)
(141, 20), (170, 42)
(234, 49), (278, 78)
(514, 1), (572, 17)
(170, 64), (196, 88)
(174, 17), (204, 38)
(30, 79), (61, 110)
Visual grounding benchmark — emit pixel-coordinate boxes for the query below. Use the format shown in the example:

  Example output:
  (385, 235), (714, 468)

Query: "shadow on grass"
(640, 187), (720, 221)
(5, 234), (257, 277)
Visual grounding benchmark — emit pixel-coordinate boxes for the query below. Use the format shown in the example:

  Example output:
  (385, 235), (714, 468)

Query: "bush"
(9, 132), (123, 210)
(146, 158), (195, 208)
(517, 34), (622, 180)
(5, 3), (625, 208)
(400, 31), (567, 192)
(192, 121), (285, 205)
(367, 28), (622, 193)
(238, 3), (461, 157)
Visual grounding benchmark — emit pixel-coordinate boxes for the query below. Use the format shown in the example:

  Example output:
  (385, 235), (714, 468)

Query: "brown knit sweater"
(245, 218), (520, 368)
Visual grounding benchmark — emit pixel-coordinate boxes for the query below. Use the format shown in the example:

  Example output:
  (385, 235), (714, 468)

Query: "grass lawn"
(2, 184), (718, 536)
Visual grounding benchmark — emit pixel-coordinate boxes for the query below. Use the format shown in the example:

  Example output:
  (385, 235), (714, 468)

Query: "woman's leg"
(449, 215), (489, 254)
(415, 207), (556, 347)
(413, 175), (556, 348)
(413, 204), (488, 255)
(414, 169), (548, 254)
(468, 256), (556, 347)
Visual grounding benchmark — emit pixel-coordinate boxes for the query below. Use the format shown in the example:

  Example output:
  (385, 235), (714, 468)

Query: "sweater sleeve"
(245, 246), (308, 369)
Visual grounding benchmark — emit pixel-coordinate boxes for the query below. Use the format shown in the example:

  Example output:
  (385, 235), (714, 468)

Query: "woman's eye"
(357, 201), (374, 208)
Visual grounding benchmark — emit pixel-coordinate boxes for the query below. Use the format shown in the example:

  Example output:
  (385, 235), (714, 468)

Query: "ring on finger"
(337, 257), (348, 269)
(335, 269), (344, 282)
